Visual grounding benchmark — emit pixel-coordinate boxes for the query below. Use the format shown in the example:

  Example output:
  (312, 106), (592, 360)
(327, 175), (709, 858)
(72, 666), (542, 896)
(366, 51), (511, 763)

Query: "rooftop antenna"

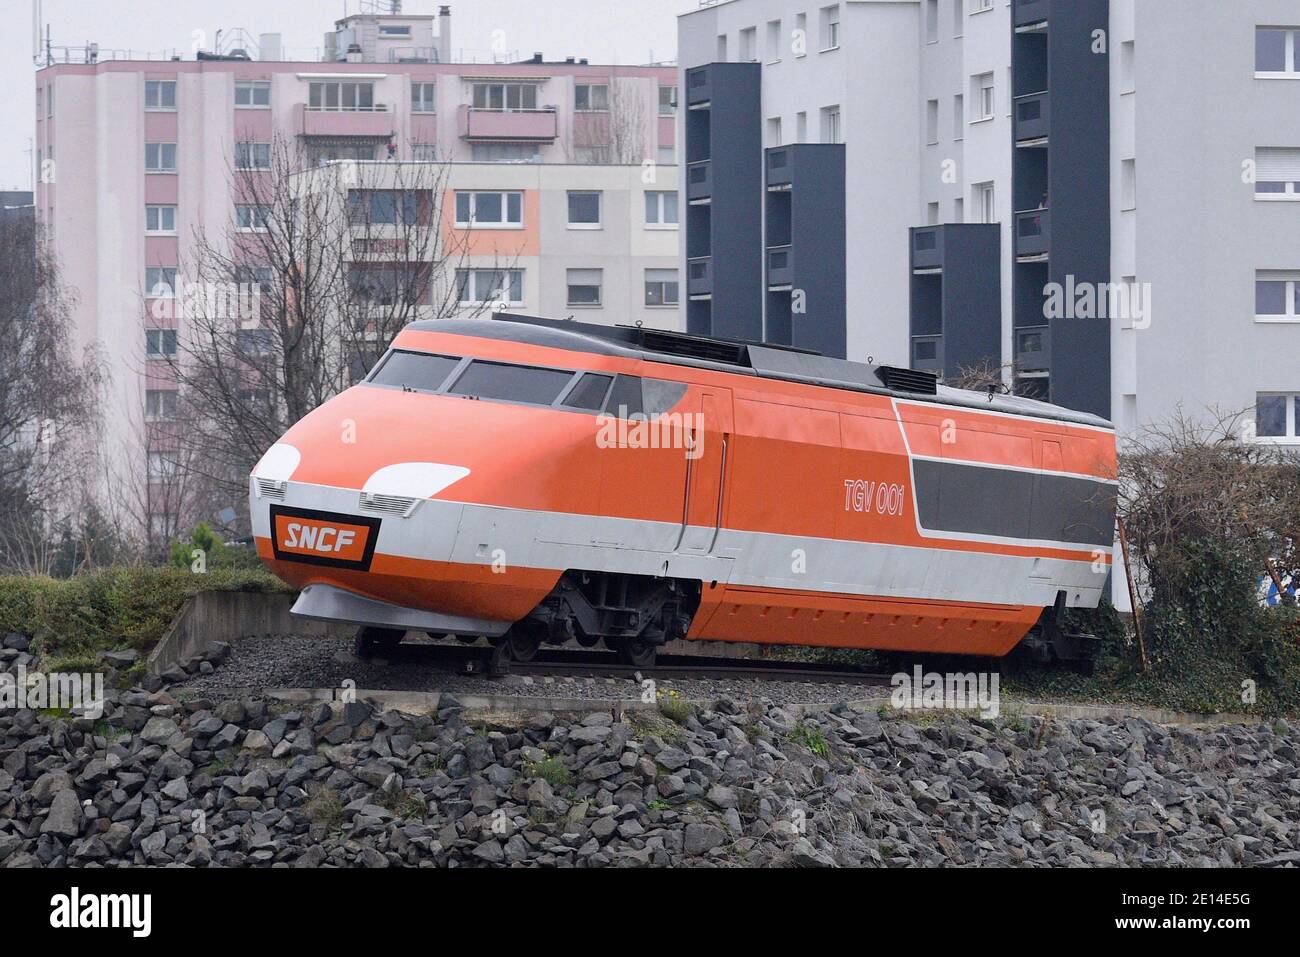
(32, 0), (44, 65)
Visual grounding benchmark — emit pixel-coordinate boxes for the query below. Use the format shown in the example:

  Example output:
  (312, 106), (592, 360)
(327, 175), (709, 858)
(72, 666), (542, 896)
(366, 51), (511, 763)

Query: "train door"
(677, 389), (732, 554)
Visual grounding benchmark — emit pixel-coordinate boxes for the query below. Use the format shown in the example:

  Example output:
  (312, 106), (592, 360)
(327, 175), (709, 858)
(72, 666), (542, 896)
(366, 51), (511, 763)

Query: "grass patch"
(306, 785), (345, 830)
(657, 695), (695, 725)
(377, 788), (426, 820)
(789, 723), (830, 757)
(0, 565), (291, 663)
(522, 756), (573, 790)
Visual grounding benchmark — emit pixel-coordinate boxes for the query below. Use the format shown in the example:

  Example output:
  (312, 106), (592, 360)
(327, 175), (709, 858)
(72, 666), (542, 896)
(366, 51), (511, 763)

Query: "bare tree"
(158, 134), (499, 531)
(561, 75), (653, 165)
(1117, 406), (1300, 598)
(0, 213), (105, 574)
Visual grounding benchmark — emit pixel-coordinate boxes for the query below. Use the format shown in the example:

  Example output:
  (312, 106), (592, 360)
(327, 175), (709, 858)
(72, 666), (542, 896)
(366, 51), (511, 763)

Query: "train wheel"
(355, 626), (404, 660)
(616, 638), (658, 669)
(504, 623), (542, 663)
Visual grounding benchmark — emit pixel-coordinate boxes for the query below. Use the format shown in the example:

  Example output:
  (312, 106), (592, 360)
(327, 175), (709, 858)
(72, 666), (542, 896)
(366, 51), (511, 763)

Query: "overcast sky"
(3, 0), (695, 190)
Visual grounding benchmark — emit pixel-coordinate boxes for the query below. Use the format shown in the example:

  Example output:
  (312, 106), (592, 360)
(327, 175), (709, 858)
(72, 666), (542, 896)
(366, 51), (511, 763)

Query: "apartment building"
(679, 0), (1300, 443)
(294, 159), (681, 324)
(32, 5), (679, 537)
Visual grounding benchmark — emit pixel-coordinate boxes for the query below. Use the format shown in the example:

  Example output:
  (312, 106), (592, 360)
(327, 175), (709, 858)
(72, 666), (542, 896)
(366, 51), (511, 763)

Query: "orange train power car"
(250, 315), (1118, 667)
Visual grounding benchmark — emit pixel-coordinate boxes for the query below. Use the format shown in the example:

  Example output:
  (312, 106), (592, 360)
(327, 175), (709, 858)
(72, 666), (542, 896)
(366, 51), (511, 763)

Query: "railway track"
(369, 642), (895, 687)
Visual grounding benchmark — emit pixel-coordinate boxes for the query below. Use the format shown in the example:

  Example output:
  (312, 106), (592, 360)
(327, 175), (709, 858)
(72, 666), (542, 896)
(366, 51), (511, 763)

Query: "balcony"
(298, 103), (393, 138)
(766, 148), (792, 189)
(686, 160), (712, 202)
(687, 256), (712, 298)
(1014, 91), (1049, 145)
(458, 105), (558, 141)
(766, 245), (793, 288)
(1013, 0), (1048, 30)
(685, 66), (711, 107)
(911, 335), (944, 375)
(1015, 325), (1050, 373)
(911, 227), (944, 271)
(1015, 208), (1050, 260)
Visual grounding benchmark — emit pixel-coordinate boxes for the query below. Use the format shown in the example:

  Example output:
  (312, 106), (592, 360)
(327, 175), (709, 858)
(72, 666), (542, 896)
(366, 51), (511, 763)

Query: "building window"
(820, 5), (840, 51)
(645, 268), (679, 307)
(235, 80), (271, 107)
(379, 24), (411, 37)
(1256, 27), (1299, 75)
(566, 268), (603, 306)
(235, 142), (272, 171)
(146, 389), (179, 422)
(739, 27), (758, 62)
(926, 100), (939, 144)
(308, 143), (376, 165)
(146, 143), (177, 173)
(796, 111), (808, 142)
(472, 82), (538, 111)
(974, 73), (995, 121)
(455, 268), (523, 305)
(656, 145), (675, 165)
(645, 190), (679, 227)
(236, 204), (271, 232)
(454, 191), (523, 227)
(953, 94), (964, 139)
(567, 191), (602, 228)
(575, 145), (612, 165)
(46, 85), (54, 118)
(145, 80), (177, 110)
(820, 105), (841, 144)
(1120, 41), (1136, 94)
(412, 143), (440, 161)
(146, 329), (178, 358)
(658, 86), (677, 116)
(1121, 158), (1137, 210)
(953, 0), (963, 38)
(925, 0), (938, 43)
(974, 181), (995, 223)
(927, 202), (940, 225)
(1256, 148), (1300, 198)
(470, 143), (540, 162)
(411, 82), (436, 113)
(767, 117), (783, 147)
(716, 34), (728, 61)
(308, 81), (377, 112)
(795, 13), (808, 57)
(973, 0), (994, 11)
(148, 451), (178, 479)
(146, 267), (178, 297)
(766, 20), (782, 62)
(1255, 272), (1300, 322)
(1256, 393), (1298, 440)
(349, 190), (423, 225)
(146, 205), (177, 234)
(574, 83), (609, 112)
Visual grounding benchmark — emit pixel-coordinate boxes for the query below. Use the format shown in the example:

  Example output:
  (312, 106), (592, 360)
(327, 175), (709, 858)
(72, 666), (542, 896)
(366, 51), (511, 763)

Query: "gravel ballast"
(2, 642), (1299, 867)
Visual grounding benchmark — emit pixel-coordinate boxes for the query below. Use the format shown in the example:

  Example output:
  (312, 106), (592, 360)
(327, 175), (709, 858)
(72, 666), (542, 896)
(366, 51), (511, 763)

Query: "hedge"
(0, 565), (292, 664)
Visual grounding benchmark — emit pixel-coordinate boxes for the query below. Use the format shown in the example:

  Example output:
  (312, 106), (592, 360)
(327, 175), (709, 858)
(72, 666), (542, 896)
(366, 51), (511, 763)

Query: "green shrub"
(0, 564), (291, 661)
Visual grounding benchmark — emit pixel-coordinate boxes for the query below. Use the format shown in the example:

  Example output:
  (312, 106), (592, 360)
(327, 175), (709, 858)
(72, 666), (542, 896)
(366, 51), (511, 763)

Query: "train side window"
(642, 378), (688, 416)
(369, 351), (462, 392)
(448, 360), (574, 405)
(561, 373), (614, 411)
(603, 375), (644, 418)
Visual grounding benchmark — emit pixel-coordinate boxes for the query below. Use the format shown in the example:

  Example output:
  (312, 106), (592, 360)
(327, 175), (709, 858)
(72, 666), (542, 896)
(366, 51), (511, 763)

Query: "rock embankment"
(1, 673), (1297, 867)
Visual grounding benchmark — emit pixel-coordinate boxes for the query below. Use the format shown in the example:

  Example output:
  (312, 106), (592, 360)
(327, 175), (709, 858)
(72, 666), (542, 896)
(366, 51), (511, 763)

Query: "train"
(250, 314), (1118, 669)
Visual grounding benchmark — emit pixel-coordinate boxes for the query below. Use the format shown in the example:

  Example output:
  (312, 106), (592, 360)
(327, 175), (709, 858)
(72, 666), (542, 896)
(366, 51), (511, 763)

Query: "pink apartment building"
(32, 5), (679, 539)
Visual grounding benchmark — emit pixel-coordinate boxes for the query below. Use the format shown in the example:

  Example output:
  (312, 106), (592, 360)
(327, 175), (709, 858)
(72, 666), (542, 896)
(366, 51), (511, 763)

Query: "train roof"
(405, 314), (1114, 431)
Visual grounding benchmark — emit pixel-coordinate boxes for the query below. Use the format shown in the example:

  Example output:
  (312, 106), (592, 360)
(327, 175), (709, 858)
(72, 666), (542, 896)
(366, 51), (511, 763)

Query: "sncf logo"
(283, 523), (357, 554)
(270, 508), (378, 570)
